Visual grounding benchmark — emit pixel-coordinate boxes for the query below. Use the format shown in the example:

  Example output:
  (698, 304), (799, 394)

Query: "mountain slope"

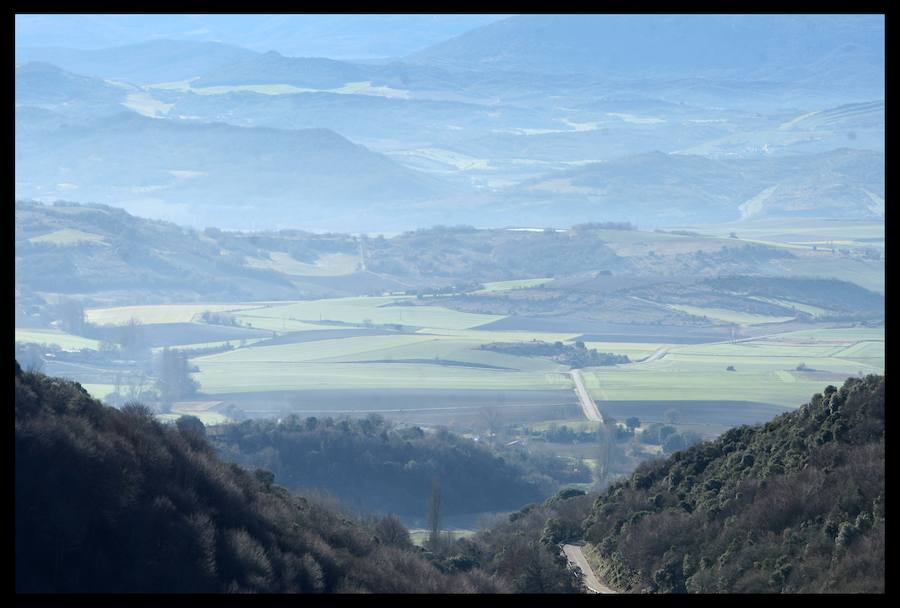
(15, 363), (506, 592)
(15, 62), (133, 117)
(582, 375), (885, 593)
(15, 39), (259, 84)
(15, 14), (508, 60)
(192, 50), (366, 89)
(15, 109), (456, 231)
(507, 149), (884, 224)
(410, 14), (883, 87)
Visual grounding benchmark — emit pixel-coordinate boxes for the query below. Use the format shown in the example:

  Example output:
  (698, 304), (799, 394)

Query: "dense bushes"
(582, 375), (885, 593)
(209, 415), (579, 517)
(15, 363), (507, 592)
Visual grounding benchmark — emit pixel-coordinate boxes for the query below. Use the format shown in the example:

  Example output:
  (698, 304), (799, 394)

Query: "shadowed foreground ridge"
(583, 374), (884, 593)
(14, 361), (506, 593)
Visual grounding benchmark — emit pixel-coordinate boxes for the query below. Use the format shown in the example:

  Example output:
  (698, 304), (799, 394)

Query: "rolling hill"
(15, 62), (134, 117)
(506, 149), (885, 225)
(15, 39), (259, 84)
(410, 14), (883, 89)
(15, 109), (458, 231)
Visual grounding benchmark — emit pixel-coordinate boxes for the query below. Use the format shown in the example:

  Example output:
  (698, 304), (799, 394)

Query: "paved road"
(562, 544), (616, 594)
(638, 347), (669, 363)
(569, 369), (604, 423)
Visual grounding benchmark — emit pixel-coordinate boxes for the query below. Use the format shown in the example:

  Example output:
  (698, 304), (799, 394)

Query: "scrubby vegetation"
(426, 488), (597, 593)
(480, 340), (629, 367)
(209, 414), (588, 518)
(15, 362), (509, 592)
(582, 375), (884, 593)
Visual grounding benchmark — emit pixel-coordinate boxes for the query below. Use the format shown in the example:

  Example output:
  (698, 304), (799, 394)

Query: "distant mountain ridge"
(507, 149), (885, 224)
(409, 15), (883, 89)
(15, 107), (457, 231)
(16, 39), (259, 84)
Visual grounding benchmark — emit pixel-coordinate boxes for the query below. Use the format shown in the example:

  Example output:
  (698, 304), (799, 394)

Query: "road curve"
(562, 544), (617, 594)
(638, 347), (669, 363)
(569, 369), (604, 423)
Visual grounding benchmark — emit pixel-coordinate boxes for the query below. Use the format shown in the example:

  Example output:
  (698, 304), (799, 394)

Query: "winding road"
(638, 346), (669, 363)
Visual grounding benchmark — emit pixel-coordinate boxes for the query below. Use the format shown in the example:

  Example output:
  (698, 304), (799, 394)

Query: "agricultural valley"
(15, 13), (884, 594)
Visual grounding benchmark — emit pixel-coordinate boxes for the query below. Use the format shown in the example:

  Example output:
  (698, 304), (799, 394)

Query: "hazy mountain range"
(15, 14), (884, 231)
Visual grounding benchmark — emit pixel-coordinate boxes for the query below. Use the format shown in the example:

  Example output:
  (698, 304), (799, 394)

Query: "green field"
(85, 303), (266, 325)
(230, 296), (502, 330)
(15, 328), (100, 351)
(581, 327), (883, 407)
(43, 293), (883, 431)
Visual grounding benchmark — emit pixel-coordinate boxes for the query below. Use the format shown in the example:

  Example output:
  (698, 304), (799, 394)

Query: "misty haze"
(15, 13), (884, 595)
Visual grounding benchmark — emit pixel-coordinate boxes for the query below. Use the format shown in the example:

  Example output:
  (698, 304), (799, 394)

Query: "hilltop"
(15, 362), (509, 592)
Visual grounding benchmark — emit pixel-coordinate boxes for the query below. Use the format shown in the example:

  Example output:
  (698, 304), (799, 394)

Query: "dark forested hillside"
(209, 415), (587, 519)
(14, 363), (507, 593)
(582, 375), (885, 593)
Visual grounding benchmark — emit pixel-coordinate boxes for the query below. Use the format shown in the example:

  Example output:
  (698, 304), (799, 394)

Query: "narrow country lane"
(562, 543), (617, 594)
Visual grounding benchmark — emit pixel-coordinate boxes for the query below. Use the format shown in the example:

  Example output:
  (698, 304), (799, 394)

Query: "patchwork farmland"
(18, 288), (883, 438)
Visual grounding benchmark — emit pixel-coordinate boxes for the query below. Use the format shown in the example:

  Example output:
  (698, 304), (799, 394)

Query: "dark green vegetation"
(209, 414), (589, 519)
(582, 375), (884, 593)
(480, 340), (630, 367)
(15, 363), (510, 593)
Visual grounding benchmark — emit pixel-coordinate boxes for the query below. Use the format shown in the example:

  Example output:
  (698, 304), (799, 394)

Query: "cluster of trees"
(198, 310), (241, 326)
(480, 340), (630, 368)
(155, 347), (200, 408)
(209, 415), (586, 517)
(582, 375), (885, 593)
(638, 423), (704, 455)
(410, 281), (485, 298)
(15, 363), (509, 592)
(573, 222), (637, 231)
